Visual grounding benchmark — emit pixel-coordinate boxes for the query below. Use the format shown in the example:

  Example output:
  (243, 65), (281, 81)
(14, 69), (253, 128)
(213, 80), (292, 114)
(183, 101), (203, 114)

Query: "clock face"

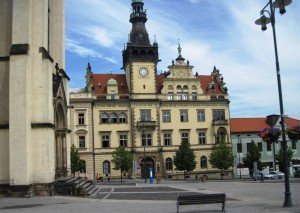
(139, 68), (148, 77)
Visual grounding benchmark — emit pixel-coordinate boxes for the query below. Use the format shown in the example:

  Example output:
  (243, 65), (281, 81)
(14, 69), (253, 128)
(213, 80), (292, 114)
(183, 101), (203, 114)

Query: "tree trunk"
(221, 169), (224, 180)
(121, 170), (123, 182)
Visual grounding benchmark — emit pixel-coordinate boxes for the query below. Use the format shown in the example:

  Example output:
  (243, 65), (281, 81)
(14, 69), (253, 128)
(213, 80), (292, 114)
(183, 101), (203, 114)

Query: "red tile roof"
(92, 73), (224, 96)
(230, 117), (300, 133)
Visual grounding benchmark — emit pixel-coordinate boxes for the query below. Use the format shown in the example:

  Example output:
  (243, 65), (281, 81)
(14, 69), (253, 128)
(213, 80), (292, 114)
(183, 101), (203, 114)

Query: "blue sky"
(66, 0), (300, 119)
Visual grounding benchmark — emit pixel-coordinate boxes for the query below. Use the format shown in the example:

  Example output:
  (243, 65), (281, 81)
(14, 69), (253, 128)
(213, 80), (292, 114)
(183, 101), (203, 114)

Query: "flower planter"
(287, 126), (300, 141)
(258, 127), (281, 143)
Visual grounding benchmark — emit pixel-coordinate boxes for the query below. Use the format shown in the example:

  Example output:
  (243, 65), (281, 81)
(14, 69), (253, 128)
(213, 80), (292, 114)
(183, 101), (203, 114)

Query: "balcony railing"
(136, 121), (157, 129)
(212, 119), (229, 125)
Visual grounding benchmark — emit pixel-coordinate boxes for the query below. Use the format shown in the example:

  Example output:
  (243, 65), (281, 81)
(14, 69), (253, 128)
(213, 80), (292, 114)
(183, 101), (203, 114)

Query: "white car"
(269, 171), (284, 179)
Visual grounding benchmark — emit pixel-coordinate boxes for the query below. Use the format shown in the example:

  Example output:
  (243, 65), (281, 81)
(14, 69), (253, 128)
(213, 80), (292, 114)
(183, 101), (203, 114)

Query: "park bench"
(177, 193), (226, 213)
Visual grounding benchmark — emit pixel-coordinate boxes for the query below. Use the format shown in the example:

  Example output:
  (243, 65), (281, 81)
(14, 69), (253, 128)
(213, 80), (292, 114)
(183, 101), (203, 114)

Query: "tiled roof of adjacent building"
(91, 74), (224, 96)
(230, 117), (300, 133)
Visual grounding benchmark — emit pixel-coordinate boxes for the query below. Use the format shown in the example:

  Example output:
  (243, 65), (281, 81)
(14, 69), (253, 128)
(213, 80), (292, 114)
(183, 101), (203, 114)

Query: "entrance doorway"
(141, 157), (155, 179)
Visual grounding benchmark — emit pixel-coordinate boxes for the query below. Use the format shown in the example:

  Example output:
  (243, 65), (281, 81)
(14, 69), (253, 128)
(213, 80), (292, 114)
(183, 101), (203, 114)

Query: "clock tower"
(122, 0), (159, 96)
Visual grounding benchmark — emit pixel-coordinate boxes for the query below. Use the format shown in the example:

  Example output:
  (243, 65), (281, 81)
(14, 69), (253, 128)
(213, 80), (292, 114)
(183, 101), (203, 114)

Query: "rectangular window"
(162, 110), (171, 123)
(247, 143), (251, 153)
(182, 92), (188, 100)
(212, 110), (225, 121)
(119, 134), (127, 147)
(79, 136), (86, 148)
(267, 142), (272, 151)
(164, 133), (171, 146)
(198, 131), (206, 145)
(102, 135), (110, 148)
(197, 110), (205, 122)
(292, 141), (297, 150)
(258, 142), (262, 152)
(78, 113), (85, 125)
(237, 143), (242, 153)
(192, 92), (197, 100)
(181, 132), (189, 143)
(168, 92), (173, 101)
(142, 133), (152, 146)
(140, 110), (151, 121)
(180, 110), (188, 122)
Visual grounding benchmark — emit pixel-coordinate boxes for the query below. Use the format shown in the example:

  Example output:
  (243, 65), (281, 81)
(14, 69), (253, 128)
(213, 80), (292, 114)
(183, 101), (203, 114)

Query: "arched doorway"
(141, 157), (155, 179)
(54, 100), (68, 178)
(216, 127), (227, 144)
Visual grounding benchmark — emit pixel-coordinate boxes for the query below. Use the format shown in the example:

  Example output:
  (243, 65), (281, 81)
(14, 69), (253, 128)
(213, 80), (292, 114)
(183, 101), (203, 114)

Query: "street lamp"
(237, 136), (242, 179)
(255, 0), (293, 208)
(142, 128), (147, 183)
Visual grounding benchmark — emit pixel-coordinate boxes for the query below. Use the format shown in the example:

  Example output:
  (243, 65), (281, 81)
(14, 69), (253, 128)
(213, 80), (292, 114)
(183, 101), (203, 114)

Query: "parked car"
(269, 171), (284, 179)
(252, 171), (265, 181)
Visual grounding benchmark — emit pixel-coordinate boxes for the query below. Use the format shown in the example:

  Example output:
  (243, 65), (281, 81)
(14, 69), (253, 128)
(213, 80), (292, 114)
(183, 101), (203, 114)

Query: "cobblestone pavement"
(0, 180), (300, 213)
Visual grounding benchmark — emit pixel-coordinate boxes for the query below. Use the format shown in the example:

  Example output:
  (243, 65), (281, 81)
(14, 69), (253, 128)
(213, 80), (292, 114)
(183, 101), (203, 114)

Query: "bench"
(177, 193), (226, 213)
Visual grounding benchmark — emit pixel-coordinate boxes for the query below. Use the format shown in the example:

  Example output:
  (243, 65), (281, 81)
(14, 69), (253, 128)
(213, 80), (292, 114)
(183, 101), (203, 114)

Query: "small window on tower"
(143, 85), (146, 89)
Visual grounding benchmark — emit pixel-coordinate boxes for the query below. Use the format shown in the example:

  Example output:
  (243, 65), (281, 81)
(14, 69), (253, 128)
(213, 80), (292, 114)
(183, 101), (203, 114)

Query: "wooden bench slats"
(177, 193), (226, 213)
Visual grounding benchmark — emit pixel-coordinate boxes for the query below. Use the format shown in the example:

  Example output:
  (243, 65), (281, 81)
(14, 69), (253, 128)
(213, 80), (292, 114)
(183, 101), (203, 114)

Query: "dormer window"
(209, 82), (215, 90)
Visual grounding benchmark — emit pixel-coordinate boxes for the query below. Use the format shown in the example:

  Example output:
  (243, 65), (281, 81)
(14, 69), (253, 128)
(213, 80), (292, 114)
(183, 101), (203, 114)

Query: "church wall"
(31, 129), (55, 183)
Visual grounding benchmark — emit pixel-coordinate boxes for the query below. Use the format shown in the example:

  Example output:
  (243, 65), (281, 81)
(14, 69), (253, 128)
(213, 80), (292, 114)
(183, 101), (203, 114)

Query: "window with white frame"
(141, 133), (152, 146)
(163, 133), (172, 146)
(197, 110), (205, 122)
(181, 132), (189, 143)
(110, 113), (117, 123)
(100, 113), (109, 123)
(162, 110), (171, 123)
(167, 92), (173, 100)
(198, 131), (206, 145)
(180, 110), (188, 122)
(192, 92), (197, 100)
(78, 113), (85, 125)
(79, 136), (86, 148)
(200, 156), (207, 169)
(119, 134), (127, 147)
(119, 112), (127, 123)
(102, 134), (110, 148)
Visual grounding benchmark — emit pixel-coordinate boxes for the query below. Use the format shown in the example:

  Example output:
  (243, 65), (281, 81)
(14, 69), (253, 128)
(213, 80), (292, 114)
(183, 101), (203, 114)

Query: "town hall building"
(70, 0), (231, 180)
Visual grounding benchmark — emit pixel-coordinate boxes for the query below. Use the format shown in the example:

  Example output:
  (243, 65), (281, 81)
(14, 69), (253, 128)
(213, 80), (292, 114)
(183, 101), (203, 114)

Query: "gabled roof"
(230, 117), (300, 133)
(91, 73), (224, 96)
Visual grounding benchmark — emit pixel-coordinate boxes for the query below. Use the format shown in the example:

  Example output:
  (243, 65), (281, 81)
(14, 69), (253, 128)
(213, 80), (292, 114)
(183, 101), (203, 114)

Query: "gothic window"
(110, 113), (118, 123)
(119, 113), (127, 123)
(100, 113), (109, 123)
(200, 156), (207, 169)
(216, 127), (227, 144)
(165, 158), (173, 170)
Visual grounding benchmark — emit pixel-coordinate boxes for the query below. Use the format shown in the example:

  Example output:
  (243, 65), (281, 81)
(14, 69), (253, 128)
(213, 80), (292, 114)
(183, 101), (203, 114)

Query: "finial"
(154, 35), (157, 43)
(172, 60), (174, 65)
(128, 34), (130, 43)
(110, 70), (113, 75)
(123, 43), (126, 51)
(187, 60), (189, 65)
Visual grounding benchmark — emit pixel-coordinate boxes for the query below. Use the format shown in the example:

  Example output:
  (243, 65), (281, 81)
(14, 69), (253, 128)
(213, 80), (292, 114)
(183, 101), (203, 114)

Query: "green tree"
(275, 147), (294, 172)
(209, 140), (233, 179)
(243, 141), (262, 175)
(111, 146), (133, 182)
(71, 144), (84, 175)
(173, 139), (196, 180)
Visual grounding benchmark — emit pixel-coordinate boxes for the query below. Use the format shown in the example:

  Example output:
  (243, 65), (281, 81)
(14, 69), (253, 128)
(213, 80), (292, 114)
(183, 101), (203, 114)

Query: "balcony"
(212, 119), (229, 126)
(136, 121), (157, 130)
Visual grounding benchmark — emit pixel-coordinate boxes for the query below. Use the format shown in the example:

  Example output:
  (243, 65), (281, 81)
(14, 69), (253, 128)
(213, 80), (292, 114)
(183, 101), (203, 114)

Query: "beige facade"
(70, 0), (231, 180)
(0, 0), (70, 195)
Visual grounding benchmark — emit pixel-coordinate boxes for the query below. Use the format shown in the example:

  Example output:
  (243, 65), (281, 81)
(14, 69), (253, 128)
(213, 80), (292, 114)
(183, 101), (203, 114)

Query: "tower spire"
(129, 0), (150, 46)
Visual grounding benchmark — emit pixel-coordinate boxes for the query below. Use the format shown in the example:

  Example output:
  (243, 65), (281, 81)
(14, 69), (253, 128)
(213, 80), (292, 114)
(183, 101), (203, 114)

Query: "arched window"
(200, 156), (207, 169)
(191, 85), (197, 100)
(165, 158), (173, 171)
(176, 85), (182, 100)
(182, 85), (188, 100)
(110, 113), (117, 123)
(216, 127), (227, 144)
(119, 112), (127, 123)
(100, 113), (109, 123)
(103, 160), (111, 175)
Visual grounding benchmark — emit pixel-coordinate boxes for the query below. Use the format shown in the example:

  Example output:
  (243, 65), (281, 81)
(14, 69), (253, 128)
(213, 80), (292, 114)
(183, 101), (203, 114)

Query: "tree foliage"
(173, 139), (196, 180)
(209, 140), (233, 179)
(71, 144), (84, 175)
(275, 147), (294, 172)
(242, 141), (262, 174)
(111, 146), (133, 182)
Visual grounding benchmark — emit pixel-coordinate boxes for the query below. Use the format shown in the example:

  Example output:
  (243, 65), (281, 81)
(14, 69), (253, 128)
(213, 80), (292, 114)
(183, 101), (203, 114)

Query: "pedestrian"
(96, 173), (99, 182)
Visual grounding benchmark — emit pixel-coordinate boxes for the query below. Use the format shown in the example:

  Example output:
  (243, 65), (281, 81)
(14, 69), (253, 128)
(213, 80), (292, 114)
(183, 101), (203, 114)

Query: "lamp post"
(142, 128), (147, 183)
(255, 0), (293, 207)
(237, 136), (242, 179)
